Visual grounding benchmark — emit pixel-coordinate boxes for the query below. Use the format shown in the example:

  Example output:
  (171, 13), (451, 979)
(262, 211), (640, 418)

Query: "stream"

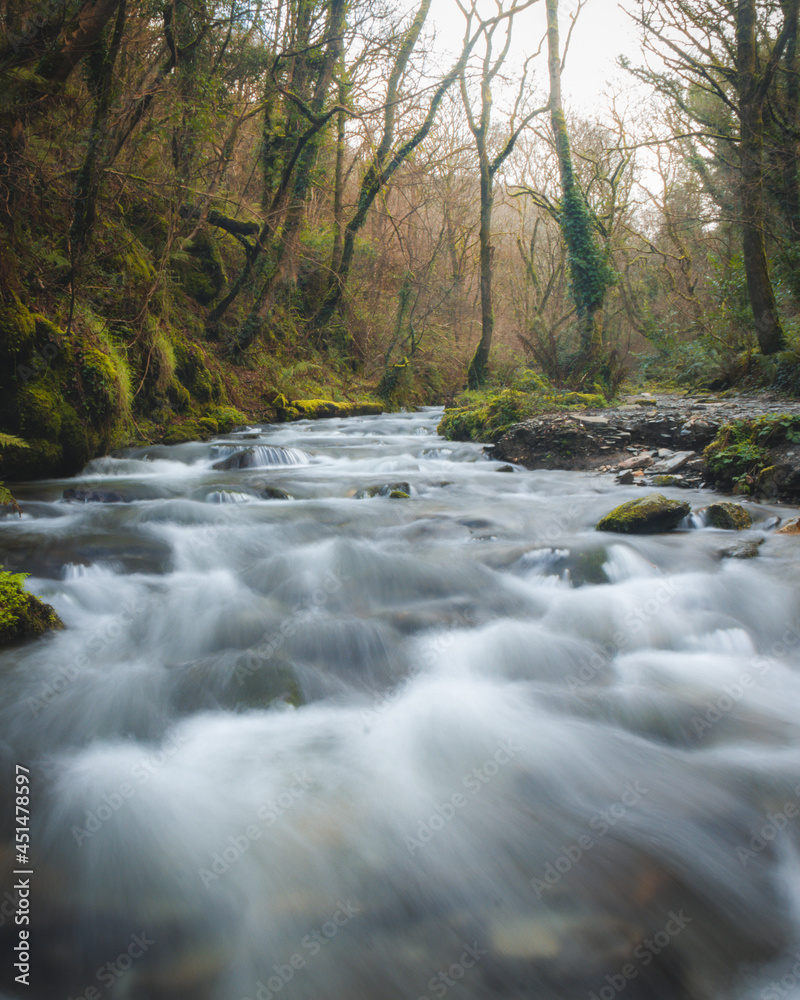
(2, 407), (800, 1000)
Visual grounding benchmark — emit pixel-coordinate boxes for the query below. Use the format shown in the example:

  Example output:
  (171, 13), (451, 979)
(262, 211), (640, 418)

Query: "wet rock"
(596, 494), (691, 534)
(651, 475), (687, 488)
(62, 487), (128, 503)
(617, 470), (635, 485)
(720, 538), (764, 559)
(354, 482), (411, 499)
(259, 487), (293, 500)
(496, 465), (516, 473)
(388, 490), (410, 499)
(706, 502), (752, 530)
(777, 516), (800, 535)
(169, 651), (302, 713)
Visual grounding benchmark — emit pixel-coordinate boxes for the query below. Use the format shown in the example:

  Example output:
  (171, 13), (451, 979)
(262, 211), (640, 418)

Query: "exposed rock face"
(596, 494), (691, 534)
(491, 395), (800, 499)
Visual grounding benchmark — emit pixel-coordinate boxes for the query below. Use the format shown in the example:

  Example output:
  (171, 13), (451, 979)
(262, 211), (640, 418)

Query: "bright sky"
(427, 0), (643, 113)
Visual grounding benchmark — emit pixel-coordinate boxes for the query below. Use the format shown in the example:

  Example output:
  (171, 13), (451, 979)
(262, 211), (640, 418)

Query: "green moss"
(17, 385), (62, 438)
(174, 341), (215, 403)
(198, 416), (218, 434)
(0, 568), (63, 645)
(171, 229), (226, 305)
(388, 490), (410, 499)
(705, 502), (752, 530)
(167, 378), (191, 412)
(703, 414), (800, 491)
(274, 398), (383, 422)
(596, 493), (691, 534)
(438, 382), (608, 443)
(207, 406), (247, 432)
(0, 297), (36, 365)
(162, 420), (202, 445)
(79, 348), (125, 423)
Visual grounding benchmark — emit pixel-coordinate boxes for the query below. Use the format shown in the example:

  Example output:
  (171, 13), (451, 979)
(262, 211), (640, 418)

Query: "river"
(2, 407), (800, 1000)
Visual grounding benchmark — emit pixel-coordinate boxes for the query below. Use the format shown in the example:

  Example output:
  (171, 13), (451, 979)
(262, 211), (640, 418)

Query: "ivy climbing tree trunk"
(545, 0), (611, 364)
(738, 0), (787, 354)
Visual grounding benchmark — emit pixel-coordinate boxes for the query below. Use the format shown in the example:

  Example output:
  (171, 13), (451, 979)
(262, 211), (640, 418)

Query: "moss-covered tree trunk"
(545, 0), (608, 361)
(738, 0), (787, 354)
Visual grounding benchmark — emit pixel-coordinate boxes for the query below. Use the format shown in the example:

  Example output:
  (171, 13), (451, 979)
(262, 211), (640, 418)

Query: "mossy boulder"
(0, 569), (63, 646)
(274, 398), (383, 422)
(0, 297), (36, 365)
(174, 341), (215, 403)
(162, 420), (202, 445)
(596, 493), (691, 534)
(206, 406), (247, 432)
(171, 230), (226, 305)
(705, 502), (752, 531)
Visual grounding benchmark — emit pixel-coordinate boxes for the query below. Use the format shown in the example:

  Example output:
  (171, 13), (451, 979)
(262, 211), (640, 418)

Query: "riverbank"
(482, 393), (800, 500)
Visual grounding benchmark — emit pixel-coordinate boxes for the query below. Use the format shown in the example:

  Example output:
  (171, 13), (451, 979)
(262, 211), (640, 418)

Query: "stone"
(721, 539), (764, 559)
(650, 450), (695, 475)
(259, 487), (293, 500)
(777, 516), (800, 535)
(618, 454), (653, 470)
(596, 493), (691, 534)
(705, 502), (752, 530)
(616, 470), (635, 485)
(496, 465), (516, 473)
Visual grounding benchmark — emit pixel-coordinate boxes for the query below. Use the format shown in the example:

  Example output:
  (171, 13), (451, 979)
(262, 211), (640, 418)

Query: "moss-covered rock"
(703, 414), (800, 494)
(171, 229), (226, 305)
(162, 420), (202, 445)
(174, 341), (215, 403)
(0, 297), (36, 365)
(207, 406), (247, 432)
(0, 568), (63, 645)
(274, 398), (384, 422)
(438, 383), (608, 443)
(596, 494), (691, 534)
(388, 490), (410, 499)
(705, 502), (752, 530)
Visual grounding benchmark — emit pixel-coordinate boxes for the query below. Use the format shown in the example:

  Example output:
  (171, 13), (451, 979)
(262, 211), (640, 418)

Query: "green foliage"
(438, 374), (608, 443)
(703, 414), (800, 491)
(0, 567), (63, 645)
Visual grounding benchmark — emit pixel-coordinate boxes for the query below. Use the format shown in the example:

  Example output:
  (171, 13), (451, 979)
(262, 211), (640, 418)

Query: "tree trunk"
(737, 0), (786, 354)
(467, 159), (494, 388)
(545, 0), (605, 360)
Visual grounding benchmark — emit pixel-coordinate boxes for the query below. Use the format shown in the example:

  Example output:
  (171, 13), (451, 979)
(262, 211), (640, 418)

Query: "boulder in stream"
(0, 569), (63, 645)
(596, 493), (691, 534)
(705, 502), (752, 530)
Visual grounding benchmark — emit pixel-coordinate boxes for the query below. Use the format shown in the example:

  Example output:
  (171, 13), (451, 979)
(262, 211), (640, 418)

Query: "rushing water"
(2, 408), (800, 1000)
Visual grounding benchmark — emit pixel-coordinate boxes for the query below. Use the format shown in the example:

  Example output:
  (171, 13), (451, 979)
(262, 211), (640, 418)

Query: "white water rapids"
(2, 408), (800, 1000)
